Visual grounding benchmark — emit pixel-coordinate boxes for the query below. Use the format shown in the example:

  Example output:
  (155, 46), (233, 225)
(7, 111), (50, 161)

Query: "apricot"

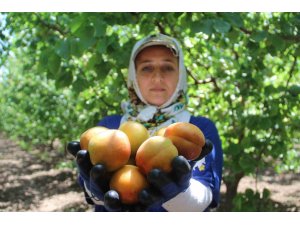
(164, 122), (205, 160)
(135, 136), (178, 175)
(119, 121), (150, 156)
(153, 127), (167, 136)
(110, 165), (148, 204)
(88, 129), (131, 172)
(80, 126), (108, 150)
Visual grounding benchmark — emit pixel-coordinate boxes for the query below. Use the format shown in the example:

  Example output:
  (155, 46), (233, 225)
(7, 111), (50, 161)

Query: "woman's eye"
(141, 66), (153, 72)
(162, 65), (175, 72)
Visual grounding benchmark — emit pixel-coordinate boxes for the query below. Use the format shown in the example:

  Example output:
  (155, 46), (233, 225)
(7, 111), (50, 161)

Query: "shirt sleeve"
(96, 115), (122, 129)
(190, 116), (223, 209)
(162, 178), (213, 211)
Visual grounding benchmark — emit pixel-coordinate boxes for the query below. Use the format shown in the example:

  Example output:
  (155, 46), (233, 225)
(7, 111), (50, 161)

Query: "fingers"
(104, 190), (123, 212)
(104, 190), (148, 212)
(67, 141), (81, 157)
(76, 150), (93, 179)
(90, 164), (110, 192)
(139, 187), (163, 207)
(83, 187), (96, 205)
(146, 156), (192, 200)
(171, 155), (191, 188)
(147, 169), (179, 199)
(195, 139), (213, 161)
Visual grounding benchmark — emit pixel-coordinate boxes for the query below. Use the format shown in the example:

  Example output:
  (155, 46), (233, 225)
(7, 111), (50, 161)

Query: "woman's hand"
(67, 141), (110, 206)
(138, 139), (213, 211)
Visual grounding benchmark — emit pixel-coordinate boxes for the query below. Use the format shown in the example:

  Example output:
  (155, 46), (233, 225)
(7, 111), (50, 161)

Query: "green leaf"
(262, 188), (271, 199)
(245, 188), (255, 198)
(240, 137), (251, 148)
(46, 70), (56, 80)
(72, 76), (89, 93)
(289, 85), (300, 97)
(264, 85), (276, 95)
(70, 16), (84, 34)
(70, 38), (84, 57)
(294, 46), (300, 57)
(239, 155), (255, 173)
(48, 53), (61, 75)
(268, 34), (286, 52)
(228, 143), (240, 156)
(191, 19), (214, 35)
(213, 19), (231, 33)
(93, 19), (107, 37)
(96, 38), (108, 54)
(261, 118), (272, 129)
(250, 31), (267, 42)
(55, 70), (73, 88)
(86, 54), (98, 70)
(56, 39), (71, 60)
(222, 13), (244, 28)
(15, 39), (23, 47)
(227, 29), (240, 42)
(76, 25), (96, 49)
(39, 49), (50, 71)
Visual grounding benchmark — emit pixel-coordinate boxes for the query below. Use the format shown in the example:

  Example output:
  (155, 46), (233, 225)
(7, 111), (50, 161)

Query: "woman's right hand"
(67, 142), (111, 206)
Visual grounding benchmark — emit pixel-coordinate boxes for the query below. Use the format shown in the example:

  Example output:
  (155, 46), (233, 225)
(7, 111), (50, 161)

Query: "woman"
(77, 34), (223, 212)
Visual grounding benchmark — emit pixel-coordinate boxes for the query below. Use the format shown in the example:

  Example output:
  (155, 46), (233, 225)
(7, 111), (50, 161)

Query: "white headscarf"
(121, 34), (191, 135)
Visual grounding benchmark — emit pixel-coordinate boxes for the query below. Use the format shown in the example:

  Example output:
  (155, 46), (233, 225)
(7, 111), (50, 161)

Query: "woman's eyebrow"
(137, 59), (177, 64)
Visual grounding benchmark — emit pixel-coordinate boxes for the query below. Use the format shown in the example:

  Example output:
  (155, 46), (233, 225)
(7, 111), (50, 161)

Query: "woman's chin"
(147, 99), (167, 107)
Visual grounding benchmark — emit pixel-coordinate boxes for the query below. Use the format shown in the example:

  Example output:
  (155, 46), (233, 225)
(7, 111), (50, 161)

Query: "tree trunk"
(223, 172), (244, 211)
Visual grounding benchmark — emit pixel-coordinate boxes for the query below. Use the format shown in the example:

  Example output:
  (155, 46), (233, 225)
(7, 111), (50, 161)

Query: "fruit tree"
(0, 12), (299, 211)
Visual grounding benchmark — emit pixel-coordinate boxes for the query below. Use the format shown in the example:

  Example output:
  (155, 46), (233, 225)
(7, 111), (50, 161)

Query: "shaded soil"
(0, 133), (93, 212)
(218, 171), (300, 212)
(0, 133), (299, 212)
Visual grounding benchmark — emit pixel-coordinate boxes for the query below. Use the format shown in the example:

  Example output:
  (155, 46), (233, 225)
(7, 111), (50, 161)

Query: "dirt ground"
(0, 133), (299, 212)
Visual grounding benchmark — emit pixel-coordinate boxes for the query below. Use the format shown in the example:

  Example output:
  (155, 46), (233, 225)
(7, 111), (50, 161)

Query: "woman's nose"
(151, 71), (163, 82)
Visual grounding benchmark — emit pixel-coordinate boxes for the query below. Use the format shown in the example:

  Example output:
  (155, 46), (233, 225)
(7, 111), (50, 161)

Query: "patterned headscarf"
(121, 34), (191, 135)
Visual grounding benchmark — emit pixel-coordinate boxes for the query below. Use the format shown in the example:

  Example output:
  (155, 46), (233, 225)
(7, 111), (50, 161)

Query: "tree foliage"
(0, 12), (299, 211)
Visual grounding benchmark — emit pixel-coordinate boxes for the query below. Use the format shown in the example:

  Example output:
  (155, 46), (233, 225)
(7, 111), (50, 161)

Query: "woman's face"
(135, 46), (179, 107)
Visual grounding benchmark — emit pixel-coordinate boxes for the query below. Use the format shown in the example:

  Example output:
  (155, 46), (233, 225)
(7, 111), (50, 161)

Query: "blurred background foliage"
(0, 12), (299, 211)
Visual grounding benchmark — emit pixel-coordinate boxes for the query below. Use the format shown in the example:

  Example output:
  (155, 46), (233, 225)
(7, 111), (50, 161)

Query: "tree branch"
(239, 27), (252, 35)
(279, 35), (300, 42)
(232, 46), (239, 61)
(34, 13), (68, 36)
(285, 54), (298, 95)
(239, 27), (300, 42)
(154, 20), (167, 35)
(187, 68), (221, 92)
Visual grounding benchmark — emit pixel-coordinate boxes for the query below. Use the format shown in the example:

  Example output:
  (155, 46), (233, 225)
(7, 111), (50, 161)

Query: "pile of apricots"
(78, 121), (205, 204)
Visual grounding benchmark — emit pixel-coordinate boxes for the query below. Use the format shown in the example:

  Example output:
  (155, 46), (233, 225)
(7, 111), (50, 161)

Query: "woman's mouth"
(150, 88), (165, 92)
